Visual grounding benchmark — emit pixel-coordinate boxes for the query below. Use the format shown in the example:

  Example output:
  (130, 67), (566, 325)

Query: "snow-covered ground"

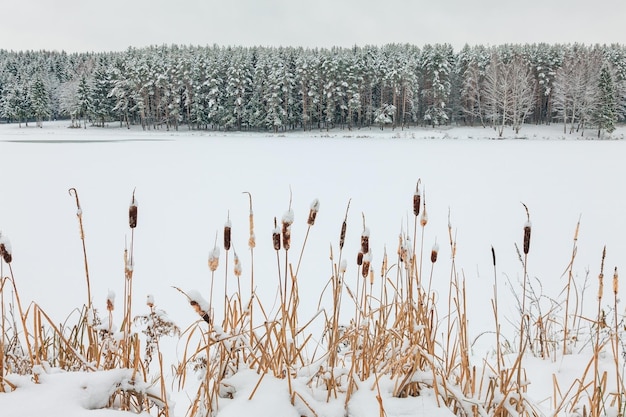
(0, 121), (625, 416)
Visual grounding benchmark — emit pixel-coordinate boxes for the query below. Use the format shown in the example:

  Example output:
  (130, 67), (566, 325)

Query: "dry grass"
(1, 183), (625, 417)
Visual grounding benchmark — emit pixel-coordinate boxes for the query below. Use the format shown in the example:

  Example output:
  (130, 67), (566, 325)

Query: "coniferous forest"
(0, 43), (624, 136)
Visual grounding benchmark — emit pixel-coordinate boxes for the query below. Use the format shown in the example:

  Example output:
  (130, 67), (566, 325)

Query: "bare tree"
(483, 54), (535, 137)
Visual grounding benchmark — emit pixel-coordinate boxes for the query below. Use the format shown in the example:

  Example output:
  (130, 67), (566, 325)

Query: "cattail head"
(491, 246), (496, 267)
(523, 221), (531, 255)
(362, 252), (371, 279)
(272, 217), (281, 251)
(339, 259), (347, 274)
(369, 268), (374, 285)
(430, 242), (439, 263)
(146, 294), (155, 309)
(420, 206), (428, 227)
(234, 252), (242, 277)
(413, 180), (421, 217)
(208, 246), (220, 272)
(339, 220), (347, 249)
(598, 245), (606, 300)
(129, 192), (138, 229)
(307, 199), (320, 226)
(224, 218), (232, 251)
(106, 290), (115, 312)
(0, 234), (12, 264)
(613, 267), (618, 295)
(381, 248), (388, 278)
(361, 227), (370, 254)
(357, 251), (363, 266)
(282, 209), (294, 251)
(244, 192), (256, 249)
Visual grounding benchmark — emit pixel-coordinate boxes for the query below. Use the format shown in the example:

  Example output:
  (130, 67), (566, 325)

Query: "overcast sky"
(2, 0), (624, 53)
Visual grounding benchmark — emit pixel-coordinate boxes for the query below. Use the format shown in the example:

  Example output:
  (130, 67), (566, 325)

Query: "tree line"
(0, 43), (624, 136)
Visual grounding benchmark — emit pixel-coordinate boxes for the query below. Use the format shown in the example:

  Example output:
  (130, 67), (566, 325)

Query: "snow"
(0, 121), (626, 416)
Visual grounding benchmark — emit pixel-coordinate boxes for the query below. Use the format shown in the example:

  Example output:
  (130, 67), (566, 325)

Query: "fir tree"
(30, 77), (50, 127)
(595, 64), (617, 137)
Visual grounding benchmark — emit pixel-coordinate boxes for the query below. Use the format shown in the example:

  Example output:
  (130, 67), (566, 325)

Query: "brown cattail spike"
(357, 251), (363, 266)
(613, 267), (618, 295)
(224, 217), (232, 251)
(129, 190), (138, 229)
(362, 253), (371, 279)
(413, 179), (421, 216)
(431, 243), (439, 263)
(307, 198), (320, 226)
(523, 222), (531, 255)
(0, 243), (12, 264)
(339, 199), (351, 250)
(282, 209), (293, 251)
(361, 228), (370, 254)
(272, 217), (281, 251)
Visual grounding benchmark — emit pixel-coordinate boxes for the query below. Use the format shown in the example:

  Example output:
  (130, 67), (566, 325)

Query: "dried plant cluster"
(1, 183), (625, 417)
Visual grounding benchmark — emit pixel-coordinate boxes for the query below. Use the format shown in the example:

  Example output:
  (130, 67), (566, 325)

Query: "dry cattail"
(491, 246), (496, 267)
(430, 243), (439, 263)
(234, 252), (242, 277)
(381, 248), (388, 278)
(244, 192), (256, 249)
(420, 206), (428, 227)
(613, 267), (618, 295)
(357, 251), (363, 266)
(208, 246), (220, 272)
(146, 294), (155, 308)
(307, 198), (320, 226)
(224, 218), (232, 251)
(106, 290), (115, 312)
(0, 235), (12, 264)
(282, 209), (294, 251)
(369, 268), (374, 285)
(598, 246), (606, 300)
(523, 221), (531, 255)
(272, 217), (281, 251)
(129, 193), (138, 229)
(361, 228), (370, 254)
(413, 180), (421, 216)
(339, 220), (347, 249)
(362, 253), (371, 279)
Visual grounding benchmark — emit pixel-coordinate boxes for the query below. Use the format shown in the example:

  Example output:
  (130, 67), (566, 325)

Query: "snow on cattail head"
(360, 227), (370, 254)
(0, 233), (13, 264)
(431, 242), (439, 263)
(272, 217), (281, 251)
(307, 198), (320, 226)
(282, 209), (294, 251)
(106, 290), (115, 311)
(187, 289), (210, 313)
(129, 191), (138, 229)
(224, 217), (232, 251)
(208, 246), (220, 272)
(146, 294), (155, 308)
(339, 259), (347, 274)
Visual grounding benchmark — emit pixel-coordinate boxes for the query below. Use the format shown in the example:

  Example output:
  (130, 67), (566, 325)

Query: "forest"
(0, 43), (624, 136)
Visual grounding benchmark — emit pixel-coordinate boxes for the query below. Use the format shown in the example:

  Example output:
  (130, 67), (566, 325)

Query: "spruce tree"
(595, 64), (617, 137)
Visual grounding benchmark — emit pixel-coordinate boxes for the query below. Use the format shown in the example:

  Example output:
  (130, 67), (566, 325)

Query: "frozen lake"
(1, 121), (625, 354)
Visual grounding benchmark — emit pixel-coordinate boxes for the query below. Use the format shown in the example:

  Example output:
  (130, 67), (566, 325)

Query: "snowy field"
(1, 121), (626, 416)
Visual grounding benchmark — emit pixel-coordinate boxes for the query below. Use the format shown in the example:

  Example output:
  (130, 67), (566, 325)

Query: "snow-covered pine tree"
(30, 76), (50, 128)
(595, 64), (617, 138)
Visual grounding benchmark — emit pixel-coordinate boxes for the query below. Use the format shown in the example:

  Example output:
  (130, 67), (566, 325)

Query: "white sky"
(2, 0), (624, 53)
